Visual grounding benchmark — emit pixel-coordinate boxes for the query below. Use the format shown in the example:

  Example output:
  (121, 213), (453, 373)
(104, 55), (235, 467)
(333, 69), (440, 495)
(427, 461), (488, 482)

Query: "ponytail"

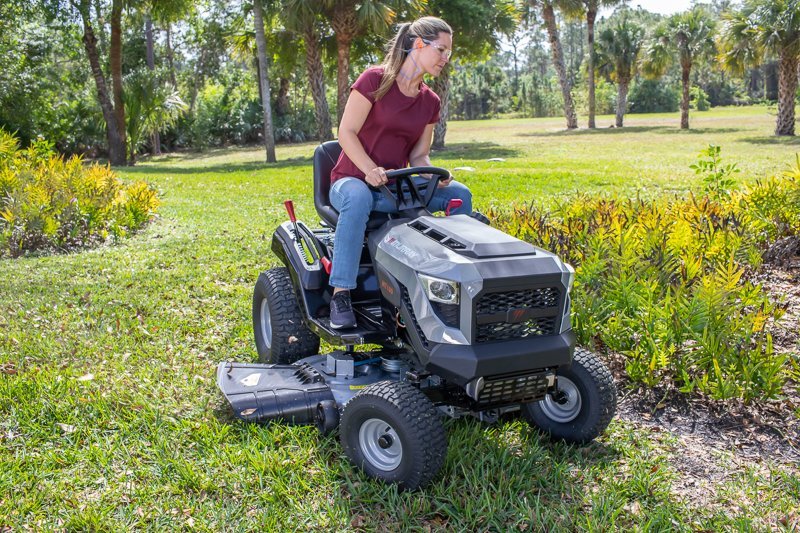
(373, 17), (452, 101)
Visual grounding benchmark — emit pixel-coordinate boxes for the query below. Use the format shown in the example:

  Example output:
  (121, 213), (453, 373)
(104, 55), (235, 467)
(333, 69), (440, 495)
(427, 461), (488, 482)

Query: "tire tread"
(253, 267), (319, 363)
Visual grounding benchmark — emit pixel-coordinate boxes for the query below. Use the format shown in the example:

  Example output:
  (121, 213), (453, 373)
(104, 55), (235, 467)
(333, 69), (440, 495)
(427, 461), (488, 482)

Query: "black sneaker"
(330, 291), (357, 329)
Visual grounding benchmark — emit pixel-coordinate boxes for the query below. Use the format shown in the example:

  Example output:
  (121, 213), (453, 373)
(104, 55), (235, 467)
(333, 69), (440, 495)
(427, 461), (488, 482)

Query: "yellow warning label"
(349, 385), (367, 390)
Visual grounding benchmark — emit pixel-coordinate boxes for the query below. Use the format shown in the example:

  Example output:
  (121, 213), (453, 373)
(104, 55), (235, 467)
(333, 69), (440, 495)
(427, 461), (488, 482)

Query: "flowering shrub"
(488, 154), (800, 401)
(0, 129), (160, 257)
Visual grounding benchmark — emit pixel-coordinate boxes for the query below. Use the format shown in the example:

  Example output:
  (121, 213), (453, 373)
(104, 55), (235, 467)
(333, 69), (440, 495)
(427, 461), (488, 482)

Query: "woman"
(327, 16), (473, 329)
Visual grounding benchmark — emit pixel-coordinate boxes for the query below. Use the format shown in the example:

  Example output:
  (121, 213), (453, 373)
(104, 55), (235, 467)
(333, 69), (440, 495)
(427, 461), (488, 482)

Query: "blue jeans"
(328, 177), (473, 289)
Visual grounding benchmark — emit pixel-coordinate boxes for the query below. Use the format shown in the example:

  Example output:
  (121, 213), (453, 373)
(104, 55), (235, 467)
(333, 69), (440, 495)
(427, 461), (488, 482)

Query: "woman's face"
(416, 32), (452, 76)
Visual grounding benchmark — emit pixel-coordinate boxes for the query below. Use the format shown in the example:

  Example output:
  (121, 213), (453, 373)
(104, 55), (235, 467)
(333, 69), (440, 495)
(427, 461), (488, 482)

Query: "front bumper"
(426, 330), (575, 386)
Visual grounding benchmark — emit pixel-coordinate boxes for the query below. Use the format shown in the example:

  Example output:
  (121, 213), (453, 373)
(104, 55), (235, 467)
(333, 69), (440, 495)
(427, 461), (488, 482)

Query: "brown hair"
(373, 16), (452, 101)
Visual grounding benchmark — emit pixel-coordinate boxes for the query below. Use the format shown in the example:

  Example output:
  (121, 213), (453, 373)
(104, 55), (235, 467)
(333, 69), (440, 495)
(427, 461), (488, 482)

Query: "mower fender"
(271, 221), (326, 290)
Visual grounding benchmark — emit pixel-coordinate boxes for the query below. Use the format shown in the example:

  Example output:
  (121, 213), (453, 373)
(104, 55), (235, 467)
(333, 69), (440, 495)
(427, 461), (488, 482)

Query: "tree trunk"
(304, 25), (333, 141)
(680, 60), (691, 129)
(776, 47), (798, 136)
(165, 23), (177, 89)
(189, 45), (207, 112)
(110, 0), (126, 162)
(542, 2), (578, 129)
(330, 5), (357, 126)
(78, 0), (126, 166)
(616, 79), (628, 128)
(335, 36), (353, 126)
(431, 67), (451, 150)
(253, 0), (276, 162)
(277, 77), (290, 117)
(144, 14), (162, 156)
(145, 15), (155, 69)
(94, 0), (107, 54)
(587, 8), (597, 129)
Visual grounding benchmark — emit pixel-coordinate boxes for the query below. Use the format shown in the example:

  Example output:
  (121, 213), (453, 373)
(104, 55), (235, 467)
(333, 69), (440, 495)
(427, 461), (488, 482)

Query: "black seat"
(313, 141), (390, 230)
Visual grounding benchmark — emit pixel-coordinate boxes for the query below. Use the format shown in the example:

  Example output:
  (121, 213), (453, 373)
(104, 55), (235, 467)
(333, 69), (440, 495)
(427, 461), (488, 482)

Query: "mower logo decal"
(349, 385), (367, 390)
(509, 309), (527, 323)
(384, 236), (418, 259)
(380, 278), (395, 296)
(240, 373), (261, 387)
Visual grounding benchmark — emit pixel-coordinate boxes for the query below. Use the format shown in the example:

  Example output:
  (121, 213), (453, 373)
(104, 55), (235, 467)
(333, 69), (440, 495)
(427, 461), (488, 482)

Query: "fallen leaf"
(288, 336), (298, 344)
(77, 373), (94, 382)
(57, 423), (76, 434)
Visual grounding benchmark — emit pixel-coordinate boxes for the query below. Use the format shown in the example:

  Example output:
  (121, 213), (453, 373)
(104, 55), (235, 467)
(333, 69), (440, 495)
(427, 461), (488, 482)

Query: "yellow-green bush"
(488, 157), (800, 402)
(0, 129), (159, 257)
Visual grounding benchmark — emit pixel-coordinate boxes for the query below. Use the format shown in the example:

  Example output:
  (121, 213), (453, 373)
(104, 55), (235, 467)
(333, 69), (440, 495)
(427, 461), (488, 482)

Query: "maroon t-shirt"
(330, 66), (441, 183)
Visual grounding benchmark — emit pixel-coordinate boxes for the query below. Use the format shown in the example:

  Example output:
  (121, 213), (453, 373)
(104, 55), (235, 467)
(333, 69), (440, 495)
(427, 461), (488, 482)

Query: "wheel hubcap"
(540, 376), (582, 423)
(359, 418), (402, 471)
(259, 298), (272, 349)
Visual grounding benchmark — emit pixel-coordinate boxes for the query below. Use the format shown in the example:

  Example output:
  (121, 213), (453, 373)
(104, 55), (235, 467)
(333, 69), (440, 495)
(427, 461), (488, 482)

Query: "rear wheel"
(252, 267), (319, 363)
(522, 348), (616, 444)
(340, 381), (446, 491)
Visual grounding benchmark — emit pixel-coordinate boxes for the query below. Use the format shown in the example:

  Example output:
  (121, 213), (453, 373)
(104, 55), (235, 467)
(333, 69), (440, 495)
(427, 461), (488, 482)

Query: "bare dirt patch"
(612, 254), (800, 508)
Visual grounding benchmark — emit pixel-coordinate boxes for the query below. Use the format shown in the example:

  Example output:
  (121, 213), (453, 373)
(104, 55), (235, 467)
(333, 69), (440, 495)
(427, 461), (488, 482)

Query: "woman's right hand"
(365, 167), (389, 187)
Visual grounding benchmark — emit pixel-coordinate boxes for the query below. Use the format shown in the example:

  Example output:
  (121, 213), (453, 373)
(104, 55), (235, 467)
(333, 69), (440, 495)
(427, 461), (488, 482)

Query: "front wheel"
(340, 381), (447, 491)
(522, 348), (617, 444)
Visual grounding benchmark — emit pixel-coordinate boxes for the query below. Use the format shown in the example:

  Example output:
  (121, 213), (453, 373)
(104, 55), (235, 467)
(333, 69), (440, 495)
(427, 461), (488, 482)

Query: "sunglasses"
(421, 38), (452, 60)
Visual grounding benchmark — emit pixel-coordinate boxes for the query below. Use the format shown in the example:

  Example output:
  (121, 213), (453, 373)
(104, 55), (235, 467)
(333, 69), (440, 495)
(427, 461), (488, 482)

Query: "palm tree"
(428, 0), (518, 149)
(253, 0), (276, 162)
(581, 0), (627, 128)
(281, 0), (333, 141)
(641, 7), (716, 130)
(530, 0), (579, 129)
(595, 16), (644, 127)
(123, 68), (187, 164)
(718, 0), (800, 136)
(322, 0), (401, 125)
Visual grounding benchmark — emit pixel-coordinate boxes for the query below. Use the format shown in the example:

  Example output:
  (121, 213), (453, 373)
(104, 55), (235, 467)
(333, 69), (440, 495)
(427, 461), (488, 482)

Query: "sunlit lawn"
(1, 106), (798, 530)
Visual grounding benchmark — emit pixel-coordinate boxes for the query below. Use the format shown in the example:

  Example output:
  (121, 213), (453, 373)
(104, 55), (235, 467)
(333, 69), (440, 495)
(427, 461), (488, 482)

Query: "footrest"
(216, 361), (334, 424)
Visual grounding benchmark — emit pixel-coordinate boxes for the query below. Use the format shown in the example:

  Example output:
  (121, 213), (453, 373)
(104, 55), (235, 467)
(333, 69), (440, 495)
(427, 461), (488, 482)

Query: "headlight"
(419, 274), (459, 304)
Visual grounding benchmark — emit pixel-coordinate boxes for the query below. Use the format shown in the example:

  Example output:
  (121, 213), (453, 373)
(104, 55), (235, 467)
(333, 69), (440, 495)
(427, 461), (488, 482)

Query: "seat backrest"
(313, 141), (342, 227)
(312, 140), (390, 231)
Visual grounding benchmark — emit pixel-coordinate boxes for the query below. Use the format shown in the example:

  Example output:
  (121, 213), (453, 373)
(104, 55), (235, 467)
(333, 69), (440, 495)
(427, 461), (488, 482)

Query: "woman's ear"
(414, 37), (425, 50)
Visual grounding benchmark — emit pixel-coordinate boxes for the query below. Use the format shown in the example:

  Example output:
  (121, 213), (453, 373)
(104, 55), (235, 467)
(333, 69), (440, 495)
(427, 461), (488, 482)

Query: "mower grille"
(477, 372), (550, 406)
(431, 301), (459, 328)
(474, 287), (561, 343)
(476, 287), (560, 314)
(476, 317), (557, 343)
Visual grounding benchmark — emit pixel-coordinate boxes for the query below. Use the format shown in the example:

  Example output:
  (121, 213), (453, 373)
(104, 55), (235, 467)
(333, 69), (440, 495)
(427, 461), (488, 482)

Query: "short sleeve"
(429, 95), (441, 125)
(351, 67), (382, 104)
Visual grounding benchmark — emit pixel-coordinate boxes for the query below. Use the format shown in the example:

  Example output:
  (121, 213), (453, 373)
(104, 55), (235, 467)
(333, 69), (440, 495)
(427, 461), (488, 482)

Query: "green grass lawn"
(2, 106), (798, 530)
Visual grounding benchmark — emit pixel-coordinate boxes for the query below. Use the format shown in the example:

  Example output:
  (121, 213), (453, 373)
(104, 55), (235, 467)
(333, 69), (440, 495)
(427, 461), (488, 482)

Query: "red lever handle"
(445, 198), (463, 216)
(320, 256), (332, 275)
(283, 200), (297, 222)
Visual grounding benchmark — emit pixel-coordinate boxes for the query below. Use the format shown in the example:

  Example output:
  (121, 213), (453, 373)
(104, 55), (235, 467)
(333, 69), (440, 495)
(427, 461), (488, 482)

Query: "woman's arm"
(408, 123), (435, 167)
(338, 91), (388, 187)
(408, 123), (452, 186)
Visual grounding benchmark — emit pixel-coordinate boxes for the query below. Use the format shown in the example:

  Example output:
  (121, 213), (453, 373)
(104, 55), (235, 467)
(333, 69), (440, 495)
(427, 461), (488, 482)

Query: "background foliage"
(0, 0), (786, 159)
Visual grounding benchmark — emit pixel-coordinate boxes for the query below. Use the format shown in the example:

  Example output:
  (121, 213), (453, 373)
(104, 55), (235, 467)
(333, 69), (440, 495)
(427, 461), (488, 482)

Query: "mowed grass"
(2, 106), (799, 530)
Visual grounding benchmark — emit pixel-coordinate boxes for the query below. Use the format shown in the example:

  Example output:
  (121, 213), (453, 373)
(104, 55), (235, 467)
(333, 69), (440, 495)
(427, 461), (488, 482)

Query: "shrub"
(628, 79), (680, 113)
(690, 86), (710, 111)
(0, 129), (160, 257)
(487, 153), (800, 402)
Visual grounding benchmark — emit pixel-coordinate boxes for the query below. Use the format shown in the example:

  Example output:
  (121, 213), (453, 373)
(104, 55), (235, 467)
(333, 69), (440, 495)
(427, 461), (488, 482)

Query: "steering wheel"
(370, 167), (451, 212)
